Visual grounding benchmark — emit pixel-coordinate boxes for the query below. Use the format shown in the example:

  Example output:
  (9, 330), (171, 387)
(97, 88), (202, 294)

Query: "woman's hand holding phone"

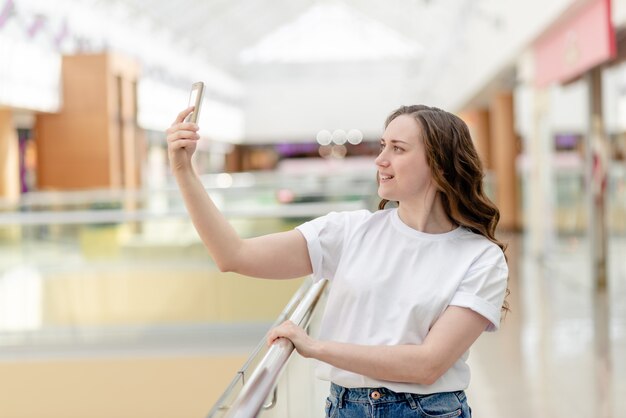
(166, 107), (200, 173)
(166, 82), (205, 173)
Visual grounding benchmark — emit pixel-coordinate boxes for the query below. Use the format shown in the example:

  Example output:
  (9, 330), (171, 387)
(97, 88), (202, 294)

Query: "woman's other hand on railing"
(267, 320), (319, 358)
(166, 107), (200, 173)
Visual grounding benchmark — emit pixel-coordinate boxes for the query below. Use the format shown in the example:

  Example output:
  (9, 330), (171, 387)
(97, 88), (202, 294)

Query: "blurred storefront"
(460, 0), (625, 290)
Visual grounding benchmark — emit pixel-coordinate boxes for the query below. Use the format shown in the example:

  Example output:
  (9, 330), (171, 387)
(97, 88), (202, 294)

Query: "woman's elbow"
(217, 263), (234, 273)
(213, 256), (239, 273)
(419, 369), (443, 386)
(211, 247), (244, 273)
(406, 363), (447, 386)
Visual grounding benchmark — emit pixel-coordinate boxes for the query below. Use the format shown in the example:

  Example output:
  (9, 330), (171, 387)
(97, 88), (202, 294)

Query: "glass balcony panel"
(0, 171), (374, 352)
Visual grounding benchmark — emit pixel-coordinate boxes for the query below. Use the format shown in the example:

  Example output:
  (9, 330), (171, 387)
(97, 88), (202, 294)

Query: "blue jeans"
(325, 382), (472, 418)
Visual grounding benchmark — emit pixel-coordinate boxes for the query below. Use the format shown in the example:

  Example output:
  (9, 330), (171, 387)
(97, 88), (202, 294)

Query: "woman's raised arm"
(166, 107), (313, 279)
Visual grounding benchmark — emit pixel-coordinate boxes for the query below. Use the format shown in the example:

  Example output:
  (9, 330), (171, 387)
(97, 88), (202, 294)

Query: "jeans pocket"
(415, 392), (462, 418)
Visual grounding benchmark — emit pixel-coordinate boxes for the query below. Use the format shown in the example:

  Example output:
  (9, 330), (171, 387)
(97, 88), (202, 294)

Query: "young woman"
(166, 104), (509, 418)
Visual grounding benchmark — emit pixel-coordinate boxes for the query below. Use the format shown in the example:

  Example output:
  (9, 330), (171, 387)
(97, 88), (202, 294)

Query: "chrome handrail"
(0, 201), (365, 226)
(219, 279), (327, 418)
(205, 277), (325, 418)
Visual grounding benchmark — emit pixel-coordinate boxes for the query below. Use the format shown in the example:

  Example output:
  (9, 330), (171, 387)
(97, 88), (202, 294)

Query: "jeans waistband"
(330, 383), (405, 402)
(329, 382), (467, 406)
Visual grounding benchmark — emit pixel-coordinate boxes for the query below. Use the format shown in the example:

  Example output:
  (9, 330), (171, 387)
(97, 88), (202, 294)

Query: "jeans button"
(370, 390), (381, 400)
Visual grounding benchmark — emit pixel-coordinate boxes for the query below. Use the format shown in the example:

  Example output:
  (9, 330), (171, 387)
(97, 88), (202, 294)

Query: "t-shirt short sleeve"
(295, 211), (355, 282)
(449, 245), (509, 332)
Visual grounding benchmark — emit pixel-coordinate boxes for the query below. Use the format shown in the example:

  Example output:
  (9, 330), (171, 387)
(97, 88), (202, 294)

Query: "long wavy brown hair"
(378, 105), (510, 314)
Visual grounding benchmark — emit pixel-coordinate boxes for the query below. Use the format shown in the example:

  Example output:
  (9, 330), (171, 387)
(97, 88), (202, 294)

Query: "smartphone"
(184, 81), (205, 123)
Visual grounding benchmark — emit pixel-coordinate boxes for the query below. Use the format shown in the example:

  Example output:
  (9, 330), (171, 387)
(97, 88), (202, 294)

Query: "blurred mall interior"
(1, 0), (625, 417)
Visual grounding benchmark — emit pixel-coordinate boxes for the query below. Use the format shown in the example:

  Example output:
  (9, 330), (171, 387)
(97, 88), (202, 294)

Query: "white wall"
(243, 60), (419, 143)
(613, 0), (626, 27)
(445, 0), (579, 111)
(0, 32), (61, 112)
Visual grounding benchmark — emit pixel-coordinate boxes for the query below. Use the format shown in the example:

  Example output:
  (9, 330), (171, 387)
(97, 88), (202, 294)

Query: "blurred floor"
(467, 231), (626, 418)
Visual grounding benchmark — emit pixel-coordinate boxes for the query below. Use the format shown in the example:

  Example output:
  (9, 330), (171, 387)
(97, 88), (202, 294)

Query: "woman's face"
(375, 114), (434, 204)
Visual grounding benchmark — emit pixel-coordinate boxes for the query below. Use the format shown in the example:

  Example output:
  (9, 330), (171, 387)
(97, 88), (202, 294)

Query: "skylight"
(239, 1), (422, 64)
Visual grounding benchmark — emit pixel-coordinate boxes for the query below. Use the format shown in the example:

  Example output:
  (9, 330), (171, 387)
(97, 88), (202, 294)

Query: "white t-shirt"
(295, 208), (508, 394)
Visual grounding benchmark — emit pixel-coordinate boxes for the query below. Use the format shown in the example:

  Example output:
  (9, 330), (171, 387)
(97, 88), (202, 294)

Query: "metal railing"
(207, 278), (327, 418)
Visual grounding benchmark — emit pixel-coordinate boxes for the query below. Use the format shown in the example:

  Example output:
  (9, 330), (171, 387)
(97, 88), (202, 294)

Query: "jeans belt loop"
(404, 392), (418, 410)
(337, 386), (346, 409)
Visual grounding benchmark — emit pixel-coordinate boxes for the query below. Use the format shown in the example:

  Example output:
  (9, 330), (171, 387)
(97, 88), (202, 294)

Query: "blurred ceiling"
(91, 0), (540, 111)
(98, 0), (504, 73)
(10, 0), (575, 112)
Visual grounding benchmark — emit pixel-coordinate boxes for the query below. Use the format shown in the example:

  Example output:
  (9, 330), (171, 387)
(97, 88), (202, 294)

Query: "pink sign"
(534, 0), (616, 87)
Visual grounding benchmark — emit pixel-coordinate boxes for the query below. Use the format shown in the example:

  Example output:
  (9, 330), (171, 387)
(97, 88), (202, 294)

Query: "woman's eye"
(393, 146), (402, 152)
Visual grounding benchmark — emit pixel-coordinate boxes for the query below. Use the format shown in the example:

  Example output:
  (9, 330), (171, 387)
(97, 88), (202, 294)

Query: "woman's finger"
(267, 322), (288, 345)
(166, 122), (198, 135)
(172, 106), (195, 125)
(267, 330), (280, 346)
(169, 139), (197, 150)
(167, 130), (199, 142)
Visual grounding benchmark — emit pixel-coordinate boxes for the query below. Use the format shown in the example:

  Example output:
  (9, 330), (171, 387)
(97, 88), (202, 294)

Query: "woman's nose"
(375, 152), (389, 167)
